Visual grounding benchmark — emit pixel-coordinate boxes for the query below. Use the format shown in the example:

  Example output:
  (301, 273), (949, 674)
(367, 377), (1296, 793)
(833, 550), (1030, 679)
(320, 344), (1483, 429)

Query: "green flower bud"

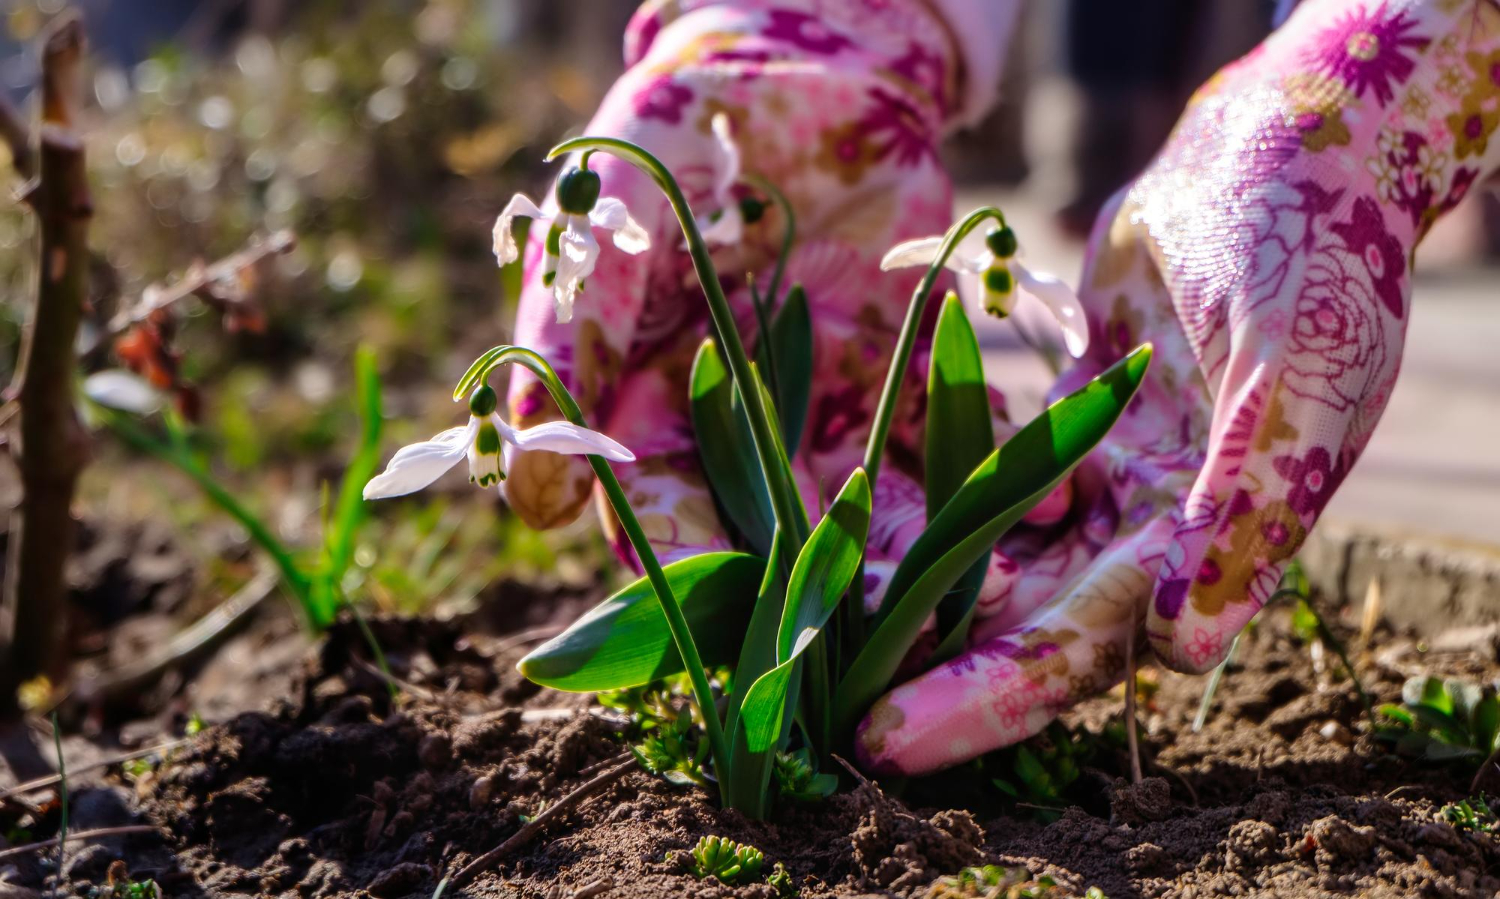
(556, 167), (601, 214)
(985, 226), (1019, 259)
(468, 384), (498, 417)
(983, 265), (1014, 297)
(739, 196), (767, 224)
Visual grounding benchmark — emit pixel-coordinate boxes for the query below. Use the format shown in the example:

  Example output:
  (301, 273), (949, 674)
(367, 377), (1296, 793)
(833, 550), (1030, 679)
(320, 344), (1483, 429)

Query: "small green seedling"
(88, 862), (161, 899)
(1439, 795), (1496, 832)
(1376, 676), (1500, 764)
(773, 748), (837, 802)
(923, 864), (1103, 899)
(766, 862), (797, 898)
(631, 708), (711, 788)
(680, 835), (765, 885)
(989, 722), (1101, 820)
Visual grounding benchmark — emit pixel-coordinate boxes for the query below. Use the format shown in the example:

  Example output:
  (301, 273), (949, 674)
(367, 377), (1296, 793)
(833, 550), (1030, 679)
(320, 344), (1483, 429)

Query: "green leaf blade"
(835, 344), (1153, 739)
(518, 552), (765, 691)
(690, 339), (777, 555)
(756, 285), (813, 459)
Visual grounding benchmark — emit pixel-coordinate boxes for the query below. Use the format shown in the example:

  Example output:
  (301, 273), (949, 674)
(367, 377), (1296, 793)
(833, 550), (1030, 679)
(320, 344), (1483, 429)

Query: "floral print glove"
(502, 0), (1026, 583)
(859, 0), (1500, 775)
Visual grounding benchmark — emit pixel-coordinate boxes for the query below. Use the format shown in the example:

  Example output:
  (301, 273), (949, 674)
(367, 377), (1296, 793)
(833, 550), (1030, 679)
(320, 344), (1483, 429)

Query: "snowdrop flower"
(492, 164), (650, 324)
(881, 225), (1089, 357)
(696, 112), (744, 246)
(363, 385), (634, 500)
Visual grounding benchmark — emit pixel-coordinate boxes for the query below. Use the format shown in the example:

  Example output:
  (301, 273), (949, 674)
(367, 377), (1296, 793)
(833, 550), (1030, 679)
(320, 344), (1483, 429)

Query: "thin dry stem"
(448, 758), (635, 887)
(1124, 626), (1144, 785)
(0, 825), (156, 862)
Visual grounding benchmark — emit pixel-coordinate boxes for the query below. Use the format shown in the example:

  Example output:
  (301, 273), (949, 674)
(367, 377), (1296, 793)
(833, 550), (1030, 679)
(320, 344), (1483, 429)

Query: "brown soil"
(2, 594), (1497, 899)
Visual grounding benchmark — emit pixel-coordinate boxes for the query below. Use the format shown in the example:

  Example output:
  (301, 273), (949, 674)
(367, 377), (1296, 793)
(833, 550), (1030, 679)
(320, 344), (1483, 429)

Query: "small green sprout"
(88, 861), (161, 899)
(631, 709), (711, 787)
(185, 711), (206, 736)
(989, 722), (1097, 820)
(767, 862), (797, 898)
(923, 865), (1095, 899)
(1439, 795), (1496, 832)
(1376, 676), (1500, 764)
(774, 748), (837, 802)
(680, 835), (765, 885)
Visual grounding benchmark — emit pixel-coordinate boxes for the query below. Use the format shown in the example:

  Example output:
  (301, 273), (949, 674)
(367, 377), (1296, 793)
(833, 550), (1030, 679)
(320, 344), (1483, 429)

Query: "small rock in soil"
(1109, 777), (1173, 825)
(1307, 814), (1376, 867)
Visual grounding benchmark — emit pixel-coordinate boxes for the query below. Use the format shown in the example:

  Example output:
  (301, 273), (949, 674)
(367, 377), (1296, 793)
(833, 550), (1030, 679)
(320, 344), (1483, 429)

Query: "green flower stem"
(547, 137), (810, 549)
(850, 207), (1006, 640)
(744, 174), (796, 311)
(471, 346), (732, 806)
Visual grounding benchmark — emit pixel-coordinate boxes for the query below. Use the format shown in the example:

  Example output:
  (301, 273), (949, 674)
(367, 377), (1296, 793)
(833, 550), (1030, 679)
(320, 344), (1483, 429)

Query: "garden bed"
(4, 585), (1496, 899)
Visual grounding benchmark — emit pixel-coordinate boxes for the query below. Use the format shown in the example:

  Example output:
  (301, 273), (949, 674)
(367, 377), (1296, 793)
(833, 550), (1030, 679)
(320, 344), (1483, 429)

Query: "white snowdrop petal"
(710, 112), (740, 205)
(508, 420), (635, 462)
(590, 198), (651, 254)
(363, 424), (473, 499)
(1016, 262), (1090, 358)
(83, 369), (162, 414)
(698, 203), (743, 247)
(493, 193), (546, 266)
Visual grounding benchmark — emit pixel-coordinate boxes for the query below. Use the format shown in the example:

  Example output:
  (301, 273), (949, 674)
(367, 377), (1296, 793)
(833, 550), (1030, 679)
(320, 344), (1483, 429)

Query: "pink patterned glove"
(502, 0), (1025, 589)
(859, 0), (1500, 775)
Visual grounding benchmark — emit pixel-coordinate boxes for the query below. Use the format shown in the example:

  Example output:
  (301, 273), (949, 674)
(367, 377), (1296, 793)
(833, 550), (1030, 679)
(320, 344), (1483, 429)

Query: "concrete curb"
(1300, 519), (1500, 641)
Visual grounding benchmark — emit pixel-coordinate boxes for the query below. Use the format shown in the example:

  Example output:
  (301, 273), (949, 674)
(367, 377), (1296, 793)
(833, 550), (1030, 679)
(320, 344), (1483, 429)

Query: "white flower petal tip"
(363, 423), (473, 500)
(493, 193), (546, 266)
(879, 236), (944, 271)
(709, 112), (740, 203)
(1016, 264), (1091, 358)
(589, 198), (651, 254)
(698, 204), (744, 247)
(83, 369), (161, 414)
(510, 420), (635, 462)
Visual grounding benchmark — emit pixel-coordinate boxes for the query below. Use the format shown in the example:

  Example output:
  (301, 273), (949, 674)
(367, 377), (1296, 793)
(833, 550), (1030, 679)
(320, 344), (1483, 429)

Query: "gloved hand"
(501, 0), (1028, 590)
(858, 0), (1500, 775)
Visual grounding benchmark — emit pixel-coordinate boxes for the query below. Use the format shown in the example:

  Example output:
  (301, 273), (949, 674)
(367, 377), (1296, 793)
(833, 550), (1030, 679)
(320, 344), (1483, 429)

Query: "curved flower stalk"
(362, 384), (632, 499)
(493, 163), (651, 323)
(451, 344), (733, 805)
(881, 225), (1089, 358)
(545, 136), (811, 551)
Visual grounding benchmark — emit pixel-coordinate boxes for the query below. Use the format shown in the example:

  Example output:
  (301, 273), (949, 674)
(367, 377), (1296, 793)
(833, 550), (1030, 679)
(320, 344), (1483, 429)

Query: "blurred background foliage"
(0, 0), (636, 622)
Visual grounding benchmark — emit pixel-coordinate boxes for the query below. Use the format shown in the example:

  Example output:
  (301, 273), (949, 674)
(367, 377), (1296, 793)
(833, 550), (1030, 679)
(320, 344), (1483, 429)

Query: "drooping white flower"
(880, 225), (1090, 358)
(492, 165), (650, 324)
(696, 112), (744, 246)
(363, 385), (634, 500)
(82, 369), (163, 414)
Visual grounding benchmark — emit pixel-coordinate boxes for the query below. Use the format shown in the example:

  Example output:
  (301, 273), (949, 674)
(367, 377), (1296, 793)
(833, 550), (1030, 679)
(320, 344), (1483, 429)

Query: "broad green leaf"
(1404, 676), (1454, 716)
(728, 470), (870, 816)
(926, 292), (993, 517)
(834, 344), (1153, 739)
(726, 529), (789, 739)
(691, 338), (775, 555)
(519, 552), (765, 691)
(755, 284), (813, 458)
(925, 293), (995, 663)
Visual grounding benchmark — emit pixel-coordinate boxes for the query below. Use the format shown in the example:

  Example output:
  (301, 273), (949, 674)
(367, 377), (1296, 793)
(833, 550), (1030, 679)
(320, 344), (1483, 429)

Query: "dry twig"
(1124, 626), (1144, 785)
(2, 11), (92, 711)
(0, 737), (193, 804)
(0, 825), (156, 862)
(448, 758), (635, 887)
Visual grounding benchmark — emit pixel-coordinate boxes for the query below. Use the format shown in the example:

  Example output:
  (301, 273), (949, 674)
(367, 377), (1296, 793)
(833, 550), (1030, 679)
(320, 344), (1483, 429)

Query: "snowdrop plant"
(492, 160), (650, 322)
(384, 132), (1152, 819)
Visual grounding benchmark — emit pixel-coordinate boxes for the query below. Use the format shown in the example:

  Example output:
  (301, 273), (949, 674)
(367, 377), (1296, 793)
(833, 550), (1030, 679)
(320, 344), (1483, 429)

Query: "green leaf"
(727, 470), (870, 815)
(519, 552), (765, 691)
(925, 293), (995, 663)
(1475, 694), (1500, 754)
(691, 338), (776, 555)
(1405, 676), (1454, 715)
(834, 345), (1153, 739)
(755, 284), (813, 459)
(313, 347), (384, 625)
(926, 293), (994, 518)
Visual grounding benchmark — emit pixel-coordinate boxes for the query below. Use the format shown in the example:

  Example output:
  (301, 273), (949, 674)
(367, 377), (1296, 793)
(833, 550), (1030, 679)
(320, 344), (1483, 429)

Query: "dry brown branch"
(98, 229), (295, 345)
(448, 758), (635, 887)
(1, 11), (92, 713)
(0, 825), (156, 862)
(0, 737), (194, 803)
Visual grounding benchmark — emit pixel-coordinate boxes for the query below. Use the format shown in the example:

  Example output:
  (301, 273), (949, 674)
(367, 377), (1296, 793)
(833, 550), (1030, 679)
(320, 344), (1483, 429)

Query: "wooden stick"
(448, 758), (635, 887)
(1, 11), (92, 713)
(0, 825), (156, 862)
(0, 738), (193, 803)
(1124, 626), (1144, 785)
